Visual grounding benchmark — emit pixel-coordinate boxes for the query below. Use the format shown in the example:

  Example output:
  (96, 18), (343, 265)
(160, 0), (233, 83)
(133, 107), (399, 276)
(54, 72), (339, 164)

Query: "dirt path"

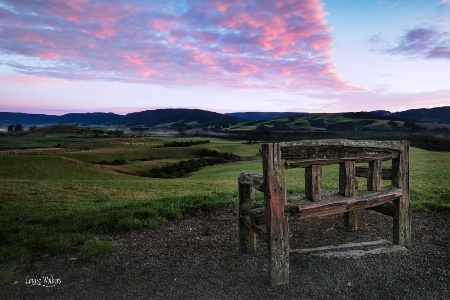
(1, 208), (449, 299)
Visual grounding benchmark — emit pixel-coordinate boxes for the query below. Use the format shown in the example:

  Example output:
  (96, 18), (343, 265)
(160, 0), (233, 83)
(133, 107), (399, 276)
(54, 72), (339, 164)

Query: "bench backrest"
(261, 139), (409, 202)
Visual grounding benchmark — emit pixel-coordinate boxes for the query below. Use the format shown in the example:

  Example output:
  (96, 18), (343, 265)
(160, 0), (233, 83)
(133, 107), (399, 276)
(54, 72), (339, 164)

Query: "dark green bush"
(159, 140), (210, 147)
(142, 150), (241, 178)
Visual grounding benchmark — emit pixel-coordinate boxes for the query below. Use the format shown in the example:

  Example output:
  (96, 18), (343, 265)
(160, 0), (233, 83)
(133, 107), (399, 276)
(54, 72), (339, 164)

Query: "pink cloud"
(0, 74), (69, 84)
(136, 68), (158, 78)
(0, 0), (353, 91)
(124, 53), (145, 66)
(94, 26), (118, 40)
(36, 51), (66, 59)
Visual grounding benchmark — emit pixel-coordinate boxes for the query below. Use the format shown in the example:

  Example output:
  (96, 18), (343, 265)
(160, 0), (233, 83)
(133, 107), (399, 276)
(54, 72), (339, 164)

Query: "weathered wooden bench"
(238, 139), (410, 286)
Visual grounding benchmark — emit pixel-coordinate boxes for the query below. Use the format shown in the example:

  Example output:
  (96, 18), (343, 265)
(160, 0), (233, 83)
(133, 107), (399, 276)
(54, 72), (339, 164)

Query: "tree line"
(7, 124), (24, 131)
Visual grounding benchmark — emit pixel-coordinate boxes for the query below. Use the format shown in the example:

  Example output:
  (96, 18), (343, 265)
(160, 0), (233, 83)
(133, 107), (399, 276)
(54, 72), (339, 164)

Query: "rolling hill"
(225, 112), (306, 121)
(0, 112), (121, 126)
(390, 107), (450, 124)
(1, 106), (449, 129)
(122, 109), (244, 128)
(0, 109), (244, 128)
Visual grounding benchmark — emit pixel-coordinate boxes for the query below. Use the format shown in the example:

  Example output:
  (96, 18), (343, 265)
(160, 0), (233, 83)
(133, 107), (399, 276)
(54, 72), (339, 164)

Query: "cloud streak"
(0, 0), (353, 90)
(372, 3), (450, 60)
(387, 27), (450, 59)
(303, 89), (450, 112)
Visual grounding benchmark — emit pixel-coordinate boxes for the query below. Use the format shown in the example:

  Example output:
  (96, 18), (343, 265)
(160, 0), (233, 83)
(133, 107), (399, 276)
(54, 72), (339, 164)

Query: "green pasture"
(0, 136), (449, 280)
(0, 136), (105, 149)
(234, 113), (406, 132)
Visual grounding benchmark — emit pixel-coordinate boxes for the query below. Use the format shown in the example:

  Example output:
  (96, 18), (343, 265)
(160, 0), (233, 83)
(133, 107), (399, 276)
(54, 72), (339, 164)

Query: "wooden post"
(340, 161), (357, 231)
(368, 160), (382, 191)
(305, 165), (322, 201)
(262, 143), (289, 287)
(339, 161), (356, 196)
(238, 181), (256, 253)
(392, 142), (411, 246)
(344, 210), (358, 231)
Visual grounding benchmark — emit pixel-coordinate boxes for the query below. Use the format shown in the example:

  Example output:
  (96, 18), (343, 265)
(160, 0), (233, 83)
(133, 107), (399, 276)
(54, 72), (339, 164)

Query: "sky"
(0, 0), (449, 115)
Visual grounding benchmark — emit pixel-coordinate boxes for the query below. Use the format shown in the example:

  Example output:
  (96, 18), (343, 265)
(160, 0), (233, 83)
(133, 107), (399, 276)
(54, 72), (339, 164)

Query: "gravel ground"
(1, 207), (449, 300)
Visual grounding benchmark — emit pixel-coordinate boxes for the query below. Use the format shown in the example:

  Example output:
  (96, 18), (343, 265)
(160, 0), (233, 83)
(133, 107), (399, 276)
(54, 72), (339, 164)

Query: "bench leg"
(344, 210), (358, 231)
(392, 143), (411, 247)
(238, 182), (256, 253)
(262, 143), (289, 286)
(393, 197), (411, 246)
(268, 217), (289, 287)
(340, 161), (358, 231)
(239, 222), (256, 253)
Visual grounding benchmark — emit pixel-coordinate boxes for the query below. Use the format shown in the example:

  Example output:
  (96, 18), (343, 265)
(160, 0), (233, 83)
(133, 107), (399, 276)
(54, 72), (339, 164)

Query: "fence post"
(392, 141), (411, 246)
(262, 143), (289, 286)
(238, 181), (256, 253)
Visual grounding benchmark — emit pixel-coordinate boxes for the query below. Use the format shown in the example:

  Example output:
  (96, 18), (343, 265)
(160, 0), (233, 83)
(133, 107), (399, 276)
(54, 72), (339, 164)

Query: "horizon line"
(2, 106), (446, 116)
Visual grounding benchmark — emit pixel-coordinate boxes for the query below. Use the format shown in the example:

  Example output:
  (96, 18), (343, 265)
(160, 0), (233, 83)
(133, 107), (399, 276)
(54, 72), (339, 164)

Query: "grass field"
(0, 136), (449, 279)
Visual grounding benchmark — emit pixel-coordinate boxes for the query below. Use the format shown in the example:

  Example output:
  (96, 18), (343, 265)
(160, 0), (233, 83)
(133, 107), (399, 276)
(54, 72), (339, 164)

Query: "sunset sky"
(0, 0), (449, 115)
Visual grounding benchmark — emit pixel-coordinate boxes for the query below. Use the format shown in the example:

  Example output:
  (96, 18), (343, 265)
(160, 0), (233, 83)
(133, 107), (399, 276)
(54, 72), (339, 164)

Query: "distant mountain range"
(225, 112), (306, 121)
(0, 109), (245, 128)
(0, 112), (121, 126)
(0, 106), (449, 128)
(389, 107), (450, 124)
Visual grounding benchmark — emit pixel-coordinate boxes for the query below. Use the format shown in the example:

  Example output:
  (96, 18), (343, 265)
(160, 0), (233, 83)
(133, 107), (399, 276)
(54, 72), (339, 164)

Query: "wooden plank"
(290, 239), (390, 255)
(368, 160), (382, 191)
(280, 139), (404, 150)
(286, 158), (393, 169)
(238, 182), (256, 253)
(283, 151), (398, 163)
(238, 171), (264, 192)
(392, 141), (411, 247)
(286, 188), (403, 220)
(355, 166), (393, 180)
(280, 140), (402, 161)
(262, 143), (290, 287)
(305, 165), (322, 201)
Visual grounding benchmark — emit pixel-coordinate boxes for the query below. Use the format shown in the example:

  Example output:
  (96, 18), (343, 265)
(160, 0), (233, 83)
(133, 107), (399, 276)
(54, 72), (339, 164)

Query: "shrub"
(142, 150), (241, 178)
(94, 159), (127, 166)
(159, 140), (210, 147)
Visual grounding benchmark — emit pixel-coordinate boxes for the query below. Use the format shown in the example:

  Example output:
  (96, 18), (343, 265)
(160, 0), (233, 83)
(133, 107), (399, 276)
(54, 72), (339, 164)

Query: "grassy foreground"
(0, 137), (449, 279)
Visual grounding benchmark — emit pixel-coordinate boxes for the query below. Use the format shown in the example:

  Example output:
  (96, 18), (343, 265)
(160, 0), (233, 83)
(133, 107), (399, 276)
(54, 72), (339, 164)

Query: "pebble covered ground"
(1, 207), (449, 299)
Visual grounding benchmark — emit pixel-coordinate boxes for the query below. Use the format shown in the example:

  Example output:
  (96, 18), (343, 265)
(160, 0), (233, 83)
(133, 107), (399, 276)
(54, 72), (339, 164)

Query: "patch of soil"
(1, 207), (449, 299)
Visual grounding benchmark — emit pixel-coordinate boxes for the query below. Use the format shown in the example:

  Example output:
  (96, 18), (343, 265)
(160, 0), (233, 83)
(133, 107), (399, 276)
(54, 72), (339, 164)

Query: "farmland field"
(0, 135), (449, 279)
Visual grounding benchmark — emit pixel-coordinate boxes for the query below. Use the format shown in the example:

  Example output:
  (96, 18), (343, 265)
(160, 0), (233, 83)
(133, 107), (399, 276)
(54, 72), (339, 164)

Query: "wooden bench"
(238, 139), (411, 286)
